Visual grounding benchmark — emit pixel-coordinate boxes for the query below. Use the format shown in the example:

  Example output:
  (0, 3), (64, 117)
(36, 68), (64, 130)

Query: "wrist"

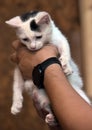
(44, 64), (63, 87)
(32, 57), (61, 89)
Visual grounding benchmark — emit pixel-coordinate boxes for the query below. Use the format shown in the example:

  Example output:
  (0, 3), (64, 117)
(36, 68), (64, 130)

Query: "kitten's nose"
(30, 43), (36, 50)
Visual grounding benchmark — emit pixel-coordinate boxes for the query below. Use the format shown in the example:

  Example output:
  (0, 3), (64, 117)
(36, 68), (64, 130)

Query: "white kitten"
(6, 10), (91, 126)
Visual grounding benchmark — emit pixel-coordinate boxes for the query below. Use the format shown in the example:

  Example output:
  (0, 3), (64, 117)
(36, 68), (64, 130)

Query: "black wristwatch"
(32, 57), (61, 89)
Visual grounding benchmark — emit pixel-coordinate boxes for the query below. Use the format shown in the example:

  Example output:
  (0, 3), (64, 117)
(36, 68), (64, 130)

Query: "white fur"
(6, 11), (91, 125)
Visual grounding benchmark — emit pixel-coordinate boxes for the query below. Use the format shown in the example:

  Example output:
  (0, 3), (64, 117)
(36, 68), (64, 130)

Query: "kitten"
(6, 10), (91, 126)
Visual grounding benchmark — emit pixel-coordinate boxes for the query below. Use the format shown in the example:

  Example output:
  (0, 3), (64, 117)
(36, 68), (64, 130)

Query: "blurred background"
(0, 0), (92, 130)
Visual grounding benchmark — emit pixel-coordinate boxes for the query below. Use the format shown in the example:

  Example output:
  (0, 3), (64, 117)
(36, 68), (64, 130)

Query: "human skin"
(11, 40), (92, 130)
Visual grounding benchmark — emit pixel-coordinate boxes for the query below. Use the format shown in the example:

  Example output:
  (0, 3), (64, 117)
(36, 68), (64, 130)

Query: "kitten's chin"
(27, 43), (43, 51)
(30, 48), (37, 51)
(28, 47), (42, 51)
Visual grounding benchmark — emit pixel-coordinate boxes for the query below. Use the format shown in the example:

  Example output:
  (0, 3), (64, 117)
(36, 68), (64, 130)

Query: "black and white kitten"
(6, 11), (91, 126)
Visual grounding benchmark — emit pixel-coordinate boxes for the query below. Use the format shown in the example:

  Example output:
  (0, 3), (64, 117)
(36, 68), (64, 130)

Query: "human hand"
(11, 40), (59, 80)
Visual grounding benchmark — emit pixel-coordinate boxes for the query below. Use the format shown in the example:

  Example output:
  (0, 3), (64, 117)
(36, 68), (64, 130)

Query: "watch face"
(32, 65), (43, 86)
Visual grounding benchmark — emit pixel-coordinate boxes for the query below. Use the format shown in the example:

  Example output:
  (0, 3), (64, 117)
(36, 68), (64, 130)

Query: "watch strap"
(39, 57), (61, 71)
(32, 57), (61, 89)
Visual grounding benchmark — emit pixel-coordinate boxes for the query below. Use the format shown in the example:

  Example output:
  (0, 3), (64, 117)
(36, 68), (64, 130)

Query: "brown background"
(0, 0), (81, 130)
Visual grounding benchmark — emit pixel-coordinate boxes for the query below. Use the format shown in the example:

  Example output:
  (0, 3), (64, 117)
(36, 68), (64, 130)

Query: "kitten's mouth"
(29, 47), (40, 51)
(30, 47), (42, 51)
(28, 47), (35, 50)
(28, 46), (37, 51)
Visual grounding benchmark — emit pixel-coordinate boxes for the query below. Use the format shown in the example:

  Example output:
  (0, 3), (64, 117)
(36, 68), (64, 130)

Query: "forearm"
(44, 64), (92, 130)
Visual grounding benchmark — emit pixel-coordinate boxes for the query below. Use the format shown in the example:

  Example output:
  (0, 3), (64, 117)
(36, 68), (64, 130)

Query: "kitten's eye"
(36, 36), (42, 39)
(22, 38), (29, 42)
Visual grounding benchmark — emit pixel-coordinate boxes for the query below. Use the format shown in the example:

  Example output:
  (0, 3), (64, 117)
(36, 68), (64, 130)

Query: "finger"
(12, 40), (22, 50)
(10, 52), (19, 63)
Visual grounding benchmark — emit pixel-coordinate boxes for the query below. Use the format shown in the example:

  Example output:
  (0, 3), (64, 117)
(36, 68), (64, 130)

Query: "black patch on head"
(30, 20), (40, 31)
(20, 10), (39, 22)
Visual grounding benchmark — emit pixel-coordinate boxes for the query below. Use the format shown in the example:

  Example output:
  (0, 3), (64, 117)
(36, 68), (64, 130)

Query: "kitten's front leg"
(59, 54), (72, 75)
(58, 40), (73, 75)
(11, 67), (24, 115)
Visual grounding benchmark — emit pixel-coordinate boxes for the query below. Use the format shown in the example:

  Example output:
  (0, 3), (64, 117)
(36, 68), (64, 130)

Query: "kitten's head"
(5, 11), (52, 51)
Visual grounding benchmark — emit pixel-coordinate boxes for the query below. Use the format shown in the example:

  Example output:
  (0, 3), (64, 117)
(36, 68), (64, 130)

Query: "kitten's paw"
(45, 113), (58, 126)
(59, 56), (73, 75)
(63, 64), (73, 75)
(11, 101), (22, 115)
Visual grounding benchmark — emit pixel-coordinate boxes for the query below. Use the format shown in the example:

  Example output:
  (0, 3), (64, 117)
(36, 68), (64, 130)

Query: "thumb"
(10, 52), (19, 63)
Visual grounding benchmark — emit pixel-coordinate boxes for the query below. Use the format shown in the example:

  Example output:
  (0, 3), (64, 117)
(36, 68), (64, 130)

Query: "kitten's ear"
(5, 16), (22, 28)
(36, 12), (50, 25)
